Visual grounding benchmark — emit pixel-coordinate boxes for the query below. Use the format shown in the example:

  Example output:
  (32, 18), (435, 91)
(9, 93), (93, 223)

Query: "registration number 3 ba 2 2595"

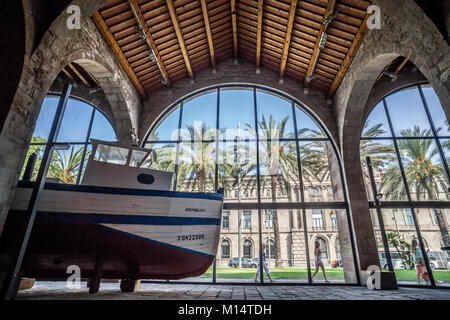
(177, 234), (205, 241)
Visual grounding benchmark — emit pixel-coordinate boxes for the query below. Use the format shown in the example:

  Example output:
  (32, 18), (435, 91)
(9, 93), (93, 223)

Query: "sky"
(33, 86), (448, 146)
(151, 88), (325, 142)
(33, 97), (117, 143)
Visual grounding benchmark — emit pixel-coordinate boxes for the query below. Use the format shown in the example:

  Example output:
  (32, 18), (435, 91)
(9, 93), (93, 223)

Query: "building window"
(243, 240), (253, 258)
(431, 209), (439, 225)
(405, 209), (414, 225)
(264, 210), (273, 229)
(221, 240), (230, 259)
(331, 211), (338, 230)
(266, 239), (276, 259)
(243, 211), (251, 229)
(244, 190), (249, 198)
(311, 188), (319, 195)
(312, 209), (324, 230)
(222, 211), (230, 229)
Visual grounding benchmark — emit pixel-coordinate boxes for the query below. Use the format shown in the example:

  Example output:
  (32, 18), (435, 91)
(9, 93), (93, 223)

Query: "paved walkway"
(17, 281), (450, 300)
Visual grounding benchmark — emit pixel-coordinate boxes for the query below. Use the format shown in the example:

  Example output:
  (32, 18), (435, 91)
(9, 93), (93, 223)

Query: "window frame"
(23, 94), (118, 185)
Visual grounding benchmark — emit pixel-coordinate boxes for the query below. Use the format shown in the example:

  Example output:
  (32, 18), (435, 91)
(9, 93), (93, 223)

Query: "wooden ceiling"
(93, 0), (371, 100)
(62, 62), (100, 88)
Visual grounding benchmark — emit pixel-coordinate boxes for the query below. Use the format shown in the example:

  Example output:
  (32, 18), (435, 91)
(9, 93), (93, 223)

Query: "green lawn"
(393, 269), (450, 283)
(200, 267), (344, 280)
(199, 267), (450, 284)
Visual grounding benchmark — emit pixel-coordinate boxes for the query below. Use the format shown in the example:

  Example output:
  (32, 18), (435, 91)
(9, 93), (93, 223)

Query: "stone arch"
(71, 57), (135, 143)
(0, 0), (141, 234)
(39, 52), (135, 143)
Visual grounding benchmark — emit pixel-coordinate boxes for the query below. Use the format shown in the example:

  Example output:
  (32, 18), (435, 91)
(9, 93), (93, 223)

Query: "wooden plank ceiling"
(93, 0), (371, 99)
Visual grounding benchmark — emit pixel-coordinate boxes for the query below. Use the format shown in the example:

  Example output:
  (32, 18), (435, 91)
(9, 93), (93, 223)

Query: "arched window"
(144, 85), (343, 200)
(243, 239), (253, 258)
(316, 237), (328, 259)
(361, 84), (449, 202)
(22, 95), (117, 184)
(266, 239), (276, 259)
(361, 83), (450, 286)
(221, 239), (230, 259)
(143, 85), (356, 283)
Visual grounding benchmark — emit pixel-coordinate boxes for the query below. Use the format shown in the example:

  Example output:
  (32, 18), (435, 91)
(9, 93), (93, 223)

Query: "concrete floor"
(17, 281), (450, 300)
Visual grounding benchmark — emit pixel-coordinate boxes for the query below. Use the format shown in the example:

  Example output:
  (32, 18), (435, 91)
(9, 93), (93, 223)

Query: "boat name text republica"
(184, 208), (206, 212)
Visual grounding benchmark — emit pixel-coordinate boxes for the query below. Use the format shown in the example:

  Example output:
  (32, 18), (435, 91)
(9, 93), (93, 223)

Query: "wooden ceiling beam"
(62, 66), (76, 83)
(166, 0), (194, 79)
(92, 11), (147, 99)
(328, 13), (370, 97)
(304, 0), (337, 88)
(68, 63), (92, 87)
(393, 57), (409, 76)
(279, 0), (298, 78)
(200, 0), (216, 68)
(256, 0), (263, 69)
(231, 0), (238, 62)
(128, 0), (171, 87)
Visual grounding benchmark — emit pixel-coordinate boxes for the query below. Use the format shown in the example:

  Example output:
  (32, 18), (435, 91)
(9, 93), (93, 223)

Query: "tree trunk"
(271, 175), (283, 267)
(197, 167), (206, 192)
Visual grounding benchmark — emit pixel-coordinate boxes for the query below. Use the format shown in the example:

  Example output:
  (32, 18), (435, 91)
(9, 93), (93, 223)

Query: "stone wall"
(0, 0), (141, 234)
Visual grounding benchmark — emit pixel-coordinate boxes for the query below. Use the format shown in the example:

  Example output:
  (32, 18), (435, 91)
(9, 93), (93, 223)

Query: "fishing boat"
(0, 139), (224, 291)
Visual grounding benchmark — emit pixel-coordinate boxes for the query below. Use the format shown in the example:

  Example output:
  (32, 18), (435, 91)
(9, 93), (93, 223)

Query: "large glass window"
(21, 96), (117, 184)
(361, 84), (450, 288)
(144, 85), (356, 284)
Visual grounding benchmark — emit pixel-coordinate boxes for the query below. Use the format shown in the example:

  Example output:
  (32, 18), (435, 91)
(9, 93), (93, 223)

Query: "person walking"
(255, 243), (275, 283)
(412, 239), (430, 285)
(312, 240), (330, 283)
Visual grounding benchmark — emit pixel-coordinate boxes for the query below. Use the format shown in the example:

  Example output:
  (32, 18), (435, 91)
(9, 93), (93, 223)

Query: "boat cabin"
(81, 139), (173, 191)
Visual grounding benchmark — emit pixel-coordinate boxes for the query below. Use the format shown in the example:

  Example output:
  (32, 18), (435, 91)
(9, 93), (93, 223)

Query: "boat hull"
(0, 182), (223, 280)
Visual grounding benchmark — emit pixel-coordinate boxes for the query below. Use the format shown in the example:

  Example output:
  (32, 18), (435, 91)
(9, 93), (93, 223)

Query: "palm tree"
(244, 115), (298, 267)
(177, 123), (219, 192)
(48, 146), (87, 184)
(360, 123), (396, 178)
(146, 144), (177, 172)
(380, 126), (449, 240)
